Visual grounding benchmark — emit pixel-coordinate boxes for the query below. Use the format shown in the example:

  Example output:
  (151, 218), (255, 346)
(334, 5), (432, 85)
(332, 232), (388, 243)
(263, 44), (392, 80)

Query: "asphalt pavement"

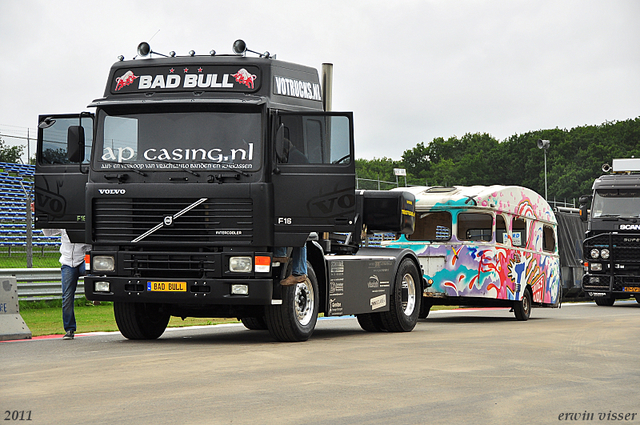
(2, 301), (639, 425)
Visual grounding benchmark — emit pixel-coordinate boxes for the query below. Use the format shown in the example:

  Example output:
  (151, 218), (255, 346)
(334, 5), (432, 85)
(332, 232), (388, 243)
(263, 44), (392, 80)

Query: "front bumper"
(84, 276), (276, 305)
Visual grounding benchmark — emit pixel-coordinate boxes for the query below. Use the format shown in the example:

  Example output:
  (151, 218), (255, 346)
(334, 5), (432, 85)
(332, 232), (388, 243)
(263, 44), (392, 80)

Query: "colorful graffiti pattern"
(387, 186), (560, 305)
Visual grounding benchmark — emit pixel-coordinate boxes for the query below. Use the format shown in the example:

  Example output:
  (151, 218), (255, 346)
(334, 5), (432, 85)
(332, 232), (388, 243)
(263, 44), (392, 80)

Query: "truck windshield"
(94, 107), (261, 172)
(592, 189), (640, 218)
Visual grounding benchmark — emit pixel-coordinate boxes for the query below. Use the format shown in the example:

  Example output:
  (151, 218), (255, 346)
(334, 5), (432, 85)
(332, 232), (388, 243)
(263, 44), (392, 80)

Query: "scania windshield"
(591, 189), (640, 218)
(94, 106), (262, 172)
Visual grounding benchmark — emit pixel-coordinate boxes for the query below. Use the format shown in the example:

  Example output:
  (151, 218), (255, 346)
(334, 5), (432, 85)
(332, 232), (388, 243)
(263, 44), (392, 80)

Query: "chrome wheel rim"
(294, 279), (315, 326)
(401, 273), (417, 316)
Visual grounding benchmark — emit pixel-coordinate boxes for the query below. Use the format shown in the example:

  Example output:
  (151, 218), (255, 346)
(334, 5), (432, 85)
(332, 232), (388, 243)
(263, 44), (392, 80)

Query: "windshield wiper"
(143, 158), (201, 177)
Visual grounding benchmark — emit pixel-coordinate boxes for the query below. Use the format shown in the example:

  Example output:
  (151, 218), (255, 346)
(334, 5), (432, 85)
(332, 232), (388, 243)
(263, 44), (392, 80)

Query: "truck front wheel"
(265, 263), (319, 342)
(114, 302), (170, 340)
(379, 258), (421, 332)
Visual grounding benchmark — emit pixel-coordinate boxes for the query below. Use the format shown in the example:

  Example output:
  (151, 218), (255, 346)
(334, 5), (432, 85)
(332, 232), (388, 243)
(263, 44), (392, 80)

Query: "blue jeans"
(274, 245), (307, 276)
(61, 263), (85, 332)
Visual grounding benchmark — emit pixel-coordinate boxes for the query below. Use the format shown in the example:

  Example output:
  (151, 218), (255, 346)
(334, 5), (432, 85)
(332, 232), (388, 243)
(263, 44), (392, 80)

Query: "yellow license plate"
(623, 286), (640, 292)
(147, 281), (187, 292)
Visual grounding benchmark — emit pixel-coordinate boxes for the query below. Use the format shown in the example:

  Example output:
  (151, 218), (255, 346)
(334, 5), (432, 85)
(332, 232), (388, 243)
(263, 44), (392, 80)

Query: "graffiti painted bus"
(384, 185), (561, 320)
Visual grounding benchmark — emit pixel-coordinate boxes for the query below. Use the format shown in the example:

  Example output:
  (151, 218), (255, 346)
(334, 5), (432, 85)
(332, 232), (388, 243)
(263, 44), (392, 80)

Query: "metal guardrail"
(0, 268), (84, 301)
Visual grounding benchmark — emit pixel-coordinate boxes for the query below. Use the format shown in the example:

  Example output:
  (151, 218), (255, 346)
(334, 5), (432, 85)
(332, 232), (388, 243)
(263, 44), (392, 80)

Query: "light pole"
(537, 139), (550, 199)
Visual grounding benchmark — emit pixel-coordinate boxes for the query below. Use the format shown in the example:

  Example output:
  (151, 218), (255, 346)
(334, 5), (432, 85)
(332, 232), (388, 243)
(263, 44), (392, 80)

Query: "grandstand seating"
(0, 162), (60, 255)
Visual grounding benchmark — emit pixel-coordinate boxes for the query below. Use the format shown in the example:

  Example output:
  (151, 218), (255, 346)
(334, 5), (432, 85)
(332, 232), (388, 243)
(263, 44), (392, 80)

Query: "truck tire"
(594, 295), (615, 306)
(419, 302), (432, 319)
(513, 288), (532, 321)
(241, 316), (268, 330)
(265, 263), (319, 342)
(379, 258), (421, 332)
(356, 313), (387, 332)
(114, 302), (170, 340)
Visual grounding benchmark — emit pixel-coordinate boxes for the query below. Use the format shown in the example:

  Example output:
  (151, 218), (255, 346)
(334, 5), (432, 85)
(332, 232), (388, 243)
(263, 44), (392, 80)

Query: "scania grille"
(584, 233), (640, 264)
(93, 198), (253, 244)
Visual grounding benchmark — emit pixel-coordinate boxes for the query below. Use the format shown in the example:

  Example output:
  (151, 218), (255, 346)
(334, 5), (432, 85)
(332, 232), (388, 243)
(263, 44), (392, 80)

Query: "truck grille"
(122, 251), (220, 279)
(93, 198), (253, 245)
(584, 233), (640, 264)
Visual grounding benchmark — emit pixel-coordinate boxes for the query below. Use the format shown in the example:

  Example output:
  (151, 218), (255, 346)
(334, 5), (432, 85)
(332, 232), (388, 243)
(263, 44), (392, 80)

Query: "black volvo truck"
(35, 41), (422, 341)
(580, 158), (640, 306)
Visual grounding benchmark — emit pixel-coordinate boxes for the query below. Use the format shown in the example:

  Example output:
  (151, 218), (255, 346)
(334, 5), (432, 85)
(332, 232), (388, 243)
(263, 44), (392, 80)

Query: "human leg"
(291, 245), (308, 277)
(61, 265), (80, 333)
(273, 247), (289, 263)
(280, 245), (308, 286)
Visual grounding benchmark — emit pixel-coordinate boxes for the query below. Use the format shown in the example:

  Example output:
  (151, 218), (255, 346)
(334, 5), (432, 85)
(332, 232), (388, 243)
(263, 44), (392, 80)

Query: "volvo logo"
(98, 189), (126, 195)
(163, 216), (173, 226)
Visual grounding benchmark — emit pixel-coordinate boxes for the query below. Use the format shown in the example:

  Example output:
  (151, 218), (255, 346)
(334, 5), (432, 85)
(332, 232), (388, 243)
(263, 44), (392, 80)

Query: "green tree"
(0, 137), (24, 163)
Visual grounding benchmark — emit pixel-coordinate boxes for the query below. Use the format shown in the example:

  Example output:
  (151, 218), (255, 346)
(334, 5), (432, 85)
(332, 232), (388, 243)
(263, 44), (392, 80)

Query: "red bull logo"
(231, 68), (257, 89)
(114, 70), (139, 91)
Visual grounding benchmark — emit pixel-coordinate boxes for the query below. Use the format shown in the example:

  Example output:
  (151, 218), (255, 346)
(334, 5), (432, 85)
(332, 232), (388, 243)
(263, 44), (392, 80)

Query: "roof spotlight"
(137, 42), (151, 57)
(232, 39), (247, 54)
(232, 39), (273, 58)
(136, 41), (168, 58)
(189, 50), (196, 57)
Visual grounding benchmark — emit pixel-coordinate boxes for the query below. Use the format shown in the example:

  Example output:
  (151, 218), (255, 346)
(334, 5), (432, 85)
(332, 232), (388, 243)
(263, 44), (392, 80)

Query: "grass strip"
(19, 299), (239, 337)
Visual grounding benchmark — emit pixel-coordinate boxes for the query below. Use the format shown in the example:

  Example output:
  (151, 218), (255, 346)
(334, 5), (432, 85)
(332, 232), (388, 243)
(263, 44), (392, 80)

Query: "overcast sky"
(1, 0), (639, 162)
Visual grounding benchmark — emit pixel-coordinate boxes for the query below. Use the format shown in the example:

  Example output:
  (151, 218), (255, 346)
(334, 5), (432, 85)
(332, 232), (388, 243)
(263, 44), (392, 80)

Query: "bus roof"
(395, 185), (556, 224)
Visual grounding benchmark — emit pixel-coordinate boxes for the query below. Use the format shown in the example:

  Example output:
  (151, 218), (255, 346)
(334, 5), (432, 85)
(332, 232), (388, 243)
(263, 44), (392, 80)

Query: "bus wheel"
(356, 313), (386, 332)
(594, 295), (615, 306)
(240, 316), (268, 330)
(265, 263), (319, 342)
(514, 289), (532, 321)
(114, 302), (170, 340)
(380, 258), (421, 332)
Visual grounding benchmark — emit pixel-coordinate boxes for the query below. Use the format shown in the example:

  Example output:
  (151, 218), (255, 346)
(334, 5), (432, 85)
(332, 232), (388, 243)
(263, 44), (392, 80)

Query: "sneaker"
(62, 331), (75, 340)
(280, 274), (307, 286)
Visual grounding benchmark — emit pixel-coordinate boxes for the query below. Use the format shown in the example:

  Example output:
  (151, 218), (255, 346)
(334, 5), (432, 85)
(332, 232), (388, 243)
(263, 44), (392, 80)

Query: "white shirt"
(42, 229), (91, 268)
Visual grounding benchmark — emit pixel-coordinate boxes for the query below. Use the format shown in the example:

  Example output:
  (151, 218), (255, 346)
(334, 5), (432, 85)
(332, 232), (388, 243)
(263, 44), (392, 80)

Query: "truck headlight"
(229, 256), (252, 273)
(590, 249), (600, 259)
(590, 263), (602, 272)
(93, 256), (115, 272)
(600, 249), (610, 260)
(94, 281), (111, 292)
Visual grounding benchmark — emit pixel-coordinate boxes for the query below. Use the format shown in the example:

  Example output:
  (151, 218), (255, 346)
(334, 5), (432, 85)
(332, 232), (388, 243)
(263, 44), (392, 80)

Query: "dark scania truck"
(35, 41), (422, 341)
(580, 158), (640, 306)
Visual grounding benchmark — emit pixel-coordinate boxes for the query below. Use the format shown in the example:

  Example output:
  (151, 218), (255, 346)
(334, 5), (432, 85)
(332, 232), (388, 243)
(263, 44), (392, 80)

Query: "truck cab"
(35, 41), (422, 341)
(581, 158), (640, 306)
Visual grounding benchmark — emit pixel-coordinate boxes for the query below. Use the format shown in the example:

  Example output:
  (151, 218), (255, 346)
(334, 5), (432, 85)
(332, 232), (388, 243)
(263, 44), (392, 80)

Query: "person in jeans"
(273, 245), (307, 286)
(43, 229), (91, 340)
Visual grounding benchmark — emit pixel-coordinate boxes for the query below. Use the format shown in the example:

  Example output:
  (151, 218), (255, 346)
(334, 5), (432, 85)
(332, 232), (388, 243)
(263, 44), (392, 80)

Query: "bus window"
(458, 213), (492, 242)
(496, 215), (508, 245)
(408, 211), (452, 241)
(512, 217), (527, 247)
(543, 225), (555, 252)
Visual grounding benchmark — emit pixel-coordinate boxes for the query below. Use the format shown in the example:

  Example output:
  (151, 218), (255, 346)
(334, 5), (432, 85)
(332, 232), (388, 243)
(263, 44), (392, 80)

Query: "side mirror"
(67, 126), (85, 163)
(578, 195), (591, 223)
(275, 124), (286, 162)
